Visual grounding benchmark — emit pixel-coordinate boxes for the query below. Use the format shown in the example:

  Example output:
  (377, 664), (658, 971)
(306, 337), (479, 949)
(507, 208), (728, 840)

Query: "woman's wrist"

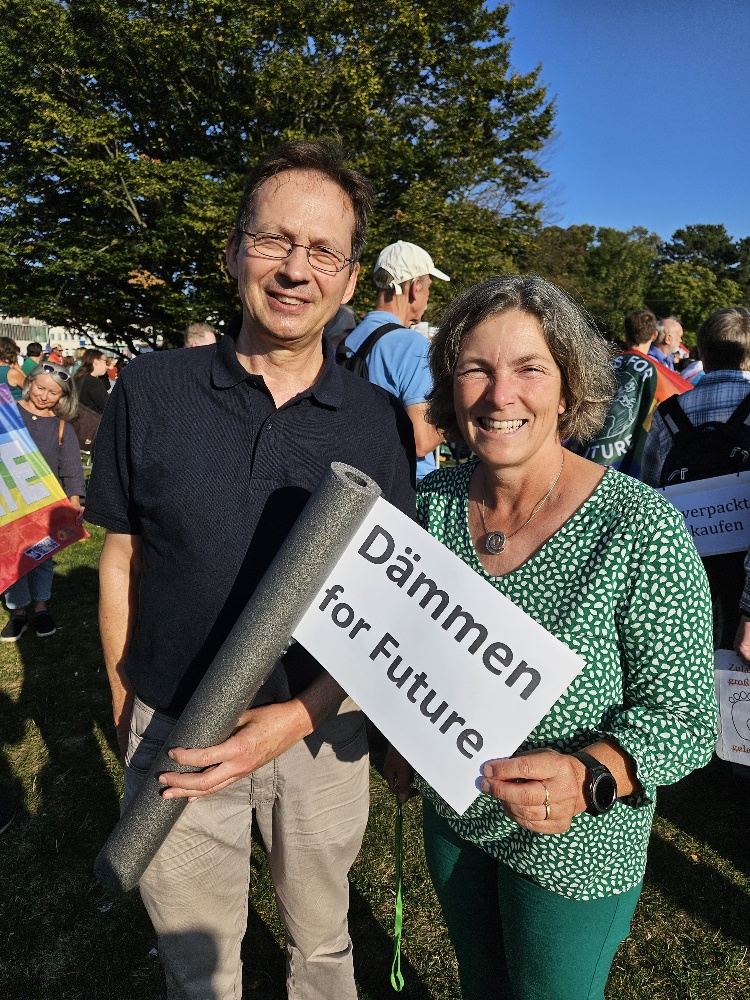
(572, 739), (640, 800)
(565, 753), (590, 814)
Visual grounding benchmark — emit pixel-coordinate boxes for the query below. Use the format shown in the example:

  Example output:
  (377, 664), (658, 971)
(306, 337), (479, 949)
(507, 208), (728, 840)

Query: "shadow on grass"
(645, 833), (750, 947)
(13, 563), (122, 827)
(0, 557), (156, 998)
(241, 897), (287, 999)
(0, 688), (25, 814)
(656, 755), (750, 880)
(647, 755), (750, 951)
(350, 882), (439, 1000)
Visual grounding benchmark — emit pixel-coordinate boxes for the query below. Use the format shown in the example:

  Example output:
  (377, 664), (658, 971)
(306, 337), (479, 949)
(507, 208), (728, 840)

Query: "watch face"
(591, 771), (618, 813)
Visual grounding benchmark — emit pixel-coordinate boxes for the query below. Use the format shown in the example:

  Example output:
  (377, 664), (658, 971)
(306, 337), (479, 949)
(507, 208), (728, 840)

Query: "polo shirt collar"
(211, 320), (343, 409)
(211, 323), (256, 388)
(308, 337), (343, 408)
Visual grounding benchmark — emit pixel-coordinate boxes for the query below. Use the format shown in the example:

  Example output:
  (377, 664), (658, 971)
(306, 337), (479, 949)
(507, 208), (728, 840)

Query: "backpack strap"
(340, 322), (403, 365)
(724, 390), (750, 430)
(658, 394), (695, 439)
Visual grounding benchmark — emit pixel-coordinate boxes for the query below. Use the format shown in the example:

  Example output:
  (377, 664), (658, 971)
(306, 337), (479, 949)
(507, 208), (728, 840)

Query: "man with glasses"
(85, 142), (415, 1000)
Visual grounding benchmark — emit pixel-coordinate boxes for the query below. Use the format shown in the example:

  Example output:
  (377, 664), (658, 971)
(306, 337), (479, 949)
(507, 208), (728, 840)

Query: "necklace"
(479, 454), (565, 555)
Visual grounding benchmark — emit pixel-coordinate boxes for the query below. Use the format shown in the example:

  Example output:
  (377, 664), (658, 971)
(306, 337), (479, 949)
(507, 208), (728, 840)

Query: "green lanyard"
(390, 800), (405, 991)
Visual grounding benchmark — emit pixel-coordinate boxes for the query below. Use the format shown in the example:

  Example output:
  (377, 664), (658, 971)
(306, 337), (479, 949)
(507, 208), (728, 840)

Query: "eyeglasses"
(41, 363), (69, 381)
(241, 231), (353, 275)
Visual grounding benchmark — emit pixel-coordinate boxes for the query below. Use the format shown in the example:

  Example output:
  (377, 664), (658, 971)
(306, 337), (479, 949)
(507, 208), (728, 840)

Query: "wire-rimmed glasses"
(241, 231), (353, 275)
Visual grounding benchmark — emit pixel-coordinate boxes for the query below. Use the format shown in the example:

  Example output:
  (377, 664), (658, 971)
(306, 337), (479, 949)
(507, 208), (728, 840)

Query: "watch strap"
(571, 750), (604, 774)
(571, 750), (617, 815)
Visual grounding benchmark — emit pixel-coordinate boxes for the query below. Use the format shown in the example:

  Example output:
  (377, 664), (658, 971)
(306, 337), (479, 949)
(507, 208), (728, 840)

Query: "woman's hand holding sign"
(480, 749), (587, 834)
(481, 739), (640, 835)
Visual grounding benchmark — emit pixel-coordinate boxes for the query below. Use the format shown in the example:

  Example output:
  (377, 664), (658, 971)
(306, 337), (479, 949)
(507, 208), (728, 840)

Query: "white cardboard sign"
(661, 471), (750, 556)
(715, 649), (750, 766)
(293, 497), (585, 815)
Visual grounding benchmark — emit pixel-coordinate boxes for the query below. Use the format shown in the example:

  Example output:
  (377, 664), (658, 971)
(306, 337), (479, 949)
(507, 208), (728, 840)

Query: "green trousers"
(423, 800), (642, 1000)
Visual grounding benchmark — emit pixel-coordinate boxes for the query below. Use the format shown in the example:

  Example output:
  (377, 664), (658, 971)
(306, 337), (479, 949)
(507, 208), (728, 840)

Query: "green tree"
(646, 261), (740, 339)
(523, 224), (660, 338)
(0, 0), (553, 350)
(661, 224), (740, 278)
(520, 223), (595, 298)
(655, 225), (750, 319)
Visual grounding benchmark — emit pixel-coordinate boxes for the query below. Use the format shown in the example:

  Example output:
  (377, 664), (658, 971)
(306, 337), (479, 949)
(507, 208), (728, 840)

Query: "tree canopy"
(0, 0), (554, 350)
(524, 222), (749, 345)
(522, 224), (660, 338)
(647, 225), (749, 338)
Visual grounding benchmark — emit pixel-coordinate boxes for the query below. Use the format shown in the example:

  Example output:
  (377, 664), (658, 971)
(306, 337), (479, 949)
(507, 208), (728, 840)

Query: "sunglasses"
(40, 363), (70, 381)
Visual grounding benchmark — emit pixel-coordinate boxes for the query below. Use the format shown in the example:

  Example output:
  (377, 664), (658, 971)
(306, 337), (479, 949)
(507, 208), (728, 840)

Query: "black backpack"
(69, 402), (102, 451)
(658, 391), (750, 487)
(335, 322), (401, 379)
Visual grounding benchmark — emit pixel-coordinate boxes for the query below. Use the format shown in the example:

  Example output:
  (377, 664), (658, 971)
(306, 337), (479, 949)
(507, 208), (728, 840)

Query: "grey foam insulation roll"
(95, 462), (382, 893)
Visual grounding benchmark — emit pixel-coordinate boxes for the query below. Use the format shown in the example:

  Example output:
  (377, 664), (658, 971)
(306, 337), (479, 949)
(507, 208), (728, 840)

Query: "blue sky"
(503, 1), (750, 242)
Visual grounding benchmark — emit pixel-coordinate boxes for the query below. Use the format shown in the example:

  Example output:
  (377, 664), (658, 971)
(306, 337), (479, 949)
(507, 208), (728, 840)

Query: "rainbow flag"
(0, 384), (88, 593)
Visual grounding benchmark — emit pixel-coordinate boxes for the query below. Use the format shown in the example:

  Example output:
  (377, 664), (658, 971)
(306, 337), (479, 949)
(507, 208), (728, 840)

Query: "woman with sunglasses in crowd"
(1, 362), (85, 641)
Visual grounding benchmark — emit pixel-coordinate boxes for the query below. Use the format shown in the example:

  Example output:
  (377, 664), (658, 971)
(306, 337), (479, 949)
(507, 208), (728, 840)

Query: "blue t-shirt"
(345, 310), (435, 479)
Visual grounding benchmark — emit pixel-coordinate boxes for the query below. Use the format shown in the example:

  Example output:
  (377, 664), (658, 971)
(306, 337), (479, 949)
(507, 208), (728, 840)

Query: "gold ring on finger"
(541, 781), (550, 821)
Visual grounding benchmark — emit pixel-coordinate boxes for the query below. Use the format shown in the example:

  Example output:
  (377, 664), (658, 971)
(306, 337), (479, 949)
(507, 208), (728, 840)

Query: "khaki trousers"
(124, 695), (369, 1000)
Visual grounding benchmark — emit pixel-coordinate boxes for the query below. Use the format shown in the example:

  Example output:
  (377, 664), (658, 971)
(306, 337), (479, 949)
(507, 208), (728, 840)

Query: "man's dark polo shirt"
(85, 331), (416, 716)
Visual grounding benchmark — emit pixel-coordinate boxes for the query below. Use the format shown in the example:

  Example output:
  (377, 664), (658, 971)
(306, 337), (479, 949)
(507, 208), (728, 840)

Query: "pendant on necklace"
(485, 530), (507, 555)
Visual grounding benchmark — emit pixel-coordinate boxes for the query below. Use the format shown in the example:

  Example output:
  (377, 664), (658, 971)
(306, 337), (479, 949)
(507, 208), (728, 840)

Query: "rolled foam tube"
(95, 462), (382, 893)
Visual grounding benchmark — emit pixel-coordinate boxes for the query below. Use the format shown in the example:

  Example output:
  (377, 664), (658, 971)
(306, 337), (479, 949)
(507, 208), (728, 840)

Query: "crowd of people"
(0, 340), (125, 393)
(1, 139), (746, 1000)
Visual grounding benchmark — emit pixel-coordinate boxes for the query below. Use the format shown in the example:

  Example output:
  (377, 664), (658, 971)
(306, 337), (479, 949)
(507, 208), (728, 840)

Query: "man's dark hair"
(623, 310), (657, 348)
(235, 141), (373, 266)
(26, 342), (43, 357)
(698, 307), (750, 371)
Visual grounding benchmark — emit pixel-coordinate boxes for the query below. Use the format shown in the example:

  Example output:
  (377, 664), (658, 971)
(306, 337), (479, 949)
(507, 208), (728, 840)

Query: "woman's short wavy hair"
(428, 275), (616, 445)
(23, 362), (79, 421)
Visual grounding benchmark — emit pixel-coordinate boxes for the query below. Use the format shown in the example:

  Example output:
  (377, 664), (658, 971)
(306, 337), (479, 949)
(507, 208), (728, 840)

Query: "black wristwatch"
(571, 751), (618, 816)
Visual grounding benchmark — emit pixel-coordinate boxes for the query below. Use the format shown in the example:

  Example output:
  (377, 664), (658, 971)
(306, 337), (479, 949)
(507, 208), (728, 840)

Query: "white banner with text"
(715, 648), (750, 766)
(661, 471), (750, 556)
(293, 497), (585, 814)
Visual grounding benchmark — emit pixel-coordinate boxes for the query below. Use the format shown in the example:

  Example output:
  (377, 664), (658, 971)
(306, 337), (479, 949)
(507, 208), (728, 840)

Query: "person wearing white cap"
(343, 240), (450, 479)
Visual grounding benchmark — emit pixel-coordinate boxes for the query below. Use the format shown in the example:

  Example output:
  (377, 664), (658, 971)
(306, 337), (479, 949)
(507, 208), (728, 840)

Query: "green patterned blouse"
(415, 460), (717, 900)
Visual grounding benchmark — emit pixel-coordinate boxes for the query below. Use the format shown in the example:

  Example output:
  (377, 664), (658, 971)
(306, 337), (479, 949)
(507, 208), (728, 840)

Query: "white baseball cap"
(374, 241), (450, 295)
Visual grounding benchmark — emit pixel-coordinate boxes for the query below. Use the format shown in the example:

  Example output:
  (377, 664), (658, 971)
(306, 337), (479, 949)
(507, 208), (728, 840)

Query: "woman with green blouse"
(385, 275), (717, 1000)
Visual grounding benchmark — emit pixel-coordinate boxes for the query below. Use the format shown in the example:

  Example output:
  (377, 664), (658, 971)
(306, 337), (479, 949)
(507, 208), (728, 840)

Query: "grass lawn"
(1, 526), (749, 999)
